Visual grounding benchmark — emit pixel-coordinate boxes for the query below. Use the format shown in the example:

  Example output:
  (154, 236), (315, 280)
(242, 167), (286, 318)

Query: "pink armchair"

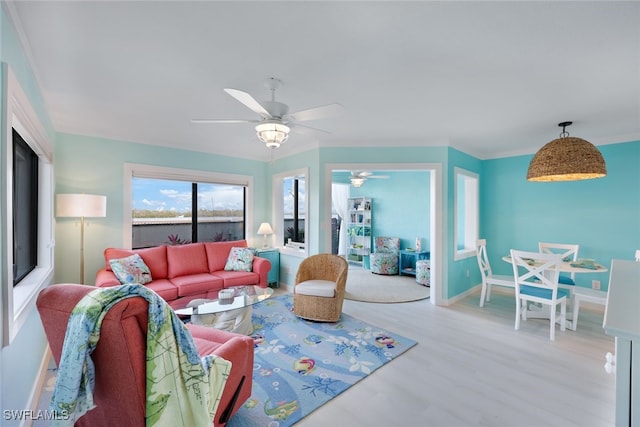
(37, 284), (254, 426)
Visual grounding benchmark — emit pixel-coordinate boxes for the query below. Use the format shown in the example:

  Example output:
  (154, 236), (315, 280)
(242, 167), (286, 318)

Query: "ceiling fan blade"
(289, 122), (331, 134)
(224, 88), (272, 119)
(367, 175), (390, 179)
(191, 119), (259, 124)
(284, 103), (343, 122)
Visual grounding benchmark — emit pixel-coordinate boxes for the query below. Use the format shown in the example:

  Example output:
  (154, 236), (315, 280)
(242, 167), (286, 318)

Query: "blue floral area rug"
(227, 294), (418, 426)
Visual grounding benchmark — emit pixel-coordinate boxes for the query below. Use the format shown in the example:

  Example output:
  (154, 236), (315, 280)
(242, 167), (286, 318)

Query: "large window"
(2, 65), (54, 346)
(12, 129), (38, 284)
(123, 164), (254, 249)
(283, 175), (305, 246)
(131, 177), (246, 248)
(273, 168), (308, 256)
(454, 167), (479, 260)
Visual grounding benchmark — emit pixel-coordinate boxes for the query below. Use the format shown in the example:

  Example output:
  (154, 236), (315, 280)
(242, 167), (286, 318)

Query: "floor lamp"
(56, 193), (107, 284)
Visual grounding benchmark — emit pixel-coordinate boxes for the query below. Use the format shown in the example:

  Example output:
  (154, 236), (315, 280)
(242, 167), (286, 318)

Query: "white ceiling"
(5, 1), (640, 162)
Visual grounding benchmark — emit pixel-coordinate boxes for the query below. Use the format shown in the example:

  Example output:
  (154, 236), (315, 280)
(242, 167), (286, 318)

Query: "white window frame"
(123, 163), (254, 248)
(273, 168), (309, 258)
(454, 167), (479, 260)
(1, 64), (54, 346)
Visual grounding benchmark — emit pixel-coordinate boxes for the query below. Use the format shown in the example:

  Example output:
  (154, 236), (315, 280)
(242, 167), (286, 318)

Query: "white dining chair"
(635, 249), (640, 261)
(511, 249), (569, 341)
(476, 239), (515, 307)
(539, 242), (579, 287)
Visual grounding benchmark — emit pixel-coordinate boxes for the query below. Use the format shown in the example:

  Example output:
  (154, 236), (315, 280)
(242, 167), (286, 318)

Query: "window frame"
(1, 64), (54, 346)
(123, 163), (254, 249)
(454, 167), (479, 260)
(273, 168), (309, 258)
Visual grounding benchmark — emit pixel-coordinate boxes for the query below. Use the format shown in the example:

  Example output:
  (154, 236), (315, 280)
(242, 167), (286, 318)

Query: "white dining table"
(501, 255), (608, 274)
(502, 255), (608, 330)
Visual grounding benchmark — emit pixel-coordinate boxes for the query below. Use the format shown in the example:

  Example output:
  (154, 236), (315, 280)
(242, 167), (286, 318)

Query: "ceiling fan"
(350, 171), (389, 187)
(192, 77), (343, 148)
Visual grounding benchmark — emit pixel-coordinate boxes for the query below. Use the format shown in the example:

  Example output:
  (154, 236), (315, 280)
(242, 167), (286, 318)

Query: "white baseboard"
(23, 345), (52, 427)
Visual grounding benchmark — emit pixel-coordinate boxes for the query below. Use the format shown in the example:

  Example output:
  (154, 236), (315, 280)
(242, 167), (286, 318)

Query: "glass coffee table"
(174, 285), (274, 335)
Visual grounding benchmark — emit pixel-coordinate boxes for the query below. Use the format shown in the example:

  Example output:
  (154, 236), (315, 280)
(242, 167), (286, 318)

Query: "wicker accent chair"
(293, 254), (349, 322)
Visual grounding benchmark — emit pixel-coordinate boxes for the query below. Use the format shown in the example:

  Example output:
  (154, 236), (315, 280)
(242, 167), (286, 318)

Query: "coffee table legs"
(190, 306), (253, 335)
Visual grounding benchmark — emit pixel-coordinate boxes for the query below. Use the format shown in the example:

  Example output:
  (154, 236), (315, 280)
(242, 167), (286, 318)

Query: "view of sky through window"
(132, 178), (243, 214)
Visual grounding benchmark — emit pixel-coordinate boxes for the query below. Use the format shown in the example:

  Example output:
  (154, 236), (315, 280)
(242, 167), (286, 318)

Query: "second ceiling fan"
(192, 77), (343, 148)
(350, 171), (389, 187)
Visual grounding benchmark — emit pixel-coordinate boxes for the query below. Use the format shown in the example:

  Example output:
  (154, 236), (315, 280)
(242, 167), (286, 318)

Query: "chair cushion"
(295, 280), (336, 297)
(521, 285), (570, 300)
(374, 237), (400, 254)
(558, 276), (576, 286)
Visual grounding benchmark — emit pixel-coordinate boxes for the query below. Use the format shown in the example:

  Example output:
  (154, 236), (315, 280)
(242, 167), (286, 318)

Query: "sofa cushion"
(212, 270), (260, 288)
(167, 243), (209, 278)
(104, 245), (168, 279)
(171, 273), (224, 297)
(109, 254), (152, 285)
(145, 279), (179, 302)
(224, 247), (255, 272)
(205, 240), (248, 273)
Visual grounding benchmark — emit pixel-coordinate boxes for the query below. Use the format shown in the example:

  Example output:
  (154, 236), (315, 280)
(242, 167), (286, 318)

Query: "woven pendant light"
(527, 121), (607, 182)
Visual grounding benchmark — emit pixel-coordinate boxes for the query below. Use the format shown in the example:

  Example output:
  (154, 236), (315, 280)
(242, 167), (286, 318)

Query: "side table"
(255, 247), (280, 288)
(399, 250), (430, 277)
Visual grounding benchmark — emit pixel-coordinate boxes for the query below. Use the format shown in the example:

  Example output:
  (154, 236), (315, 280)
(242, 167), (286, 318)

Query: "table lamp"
(56, 193), (107, 284)
(257, 222), (274, 248)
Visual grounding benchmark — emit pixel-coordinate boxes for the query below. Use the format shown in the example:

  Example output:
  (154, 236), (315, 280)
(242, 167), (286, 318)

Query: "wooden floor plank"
(285, 287), (615, 427)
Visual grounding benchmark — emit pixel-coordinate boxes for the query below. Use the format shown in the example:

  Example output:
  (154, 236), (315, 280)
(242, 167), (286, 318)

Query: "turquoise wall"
(349, 171), (430, 250)
(1, 6), (53, 423)
(54, 133), (269, 284)
(481, 140), (640, 291)
(446, 148), (483, 299)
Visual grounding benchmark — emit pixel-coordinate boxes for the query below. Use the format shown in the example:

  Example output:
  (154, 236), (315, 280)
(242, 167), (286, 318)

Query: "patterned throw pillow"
(109, 253), (152, 284)
(224, 247), (255, 272)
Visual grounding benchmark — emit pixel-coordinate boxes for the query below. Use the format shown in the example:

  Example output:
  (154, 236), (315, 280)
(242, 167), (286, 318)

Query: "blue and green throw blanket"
(50, 284), (231, 427)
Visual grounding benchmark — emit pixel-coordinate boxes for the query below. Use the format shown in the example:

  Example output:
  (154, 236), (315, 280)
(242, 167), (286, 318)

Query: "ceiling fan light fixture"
(350, 177), (365, 187)
(255, 121), (290, 148)
(527, 121), (607, 182)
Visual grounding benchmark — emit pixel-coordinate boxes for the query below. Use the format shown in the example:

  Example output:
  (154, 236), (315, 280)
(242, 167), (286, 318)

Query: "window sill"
(454, 248), (476, 261)
(6, 266), (53, 346)
(279, 246), (307, 258)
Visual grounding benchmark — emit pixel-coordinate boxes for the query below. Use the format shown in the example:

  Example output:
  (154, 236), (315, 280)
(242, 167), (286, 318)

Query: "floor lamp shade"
(56, 194), (107, 284)
(56, 194), (107, 218)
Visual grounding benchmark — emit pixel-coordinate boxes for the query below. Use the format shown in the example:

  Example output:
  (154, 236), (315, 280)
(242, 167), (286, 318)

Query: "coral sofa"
(37, 283), (254, 426)
(95, 240), (271, 308)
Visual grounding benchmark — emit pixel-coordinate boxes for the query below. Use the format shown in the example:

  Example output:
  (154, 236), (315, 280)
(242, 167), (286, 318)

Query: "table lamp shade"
(257, 222), (274, 236)
(257, 222), (273, 248)
(56, 194), (107, 218)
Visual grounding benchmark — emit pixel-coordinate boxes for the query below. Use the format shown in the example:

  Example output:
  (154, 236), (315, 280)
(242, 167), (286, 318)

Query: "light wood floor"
(285, 287), (616, 427)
